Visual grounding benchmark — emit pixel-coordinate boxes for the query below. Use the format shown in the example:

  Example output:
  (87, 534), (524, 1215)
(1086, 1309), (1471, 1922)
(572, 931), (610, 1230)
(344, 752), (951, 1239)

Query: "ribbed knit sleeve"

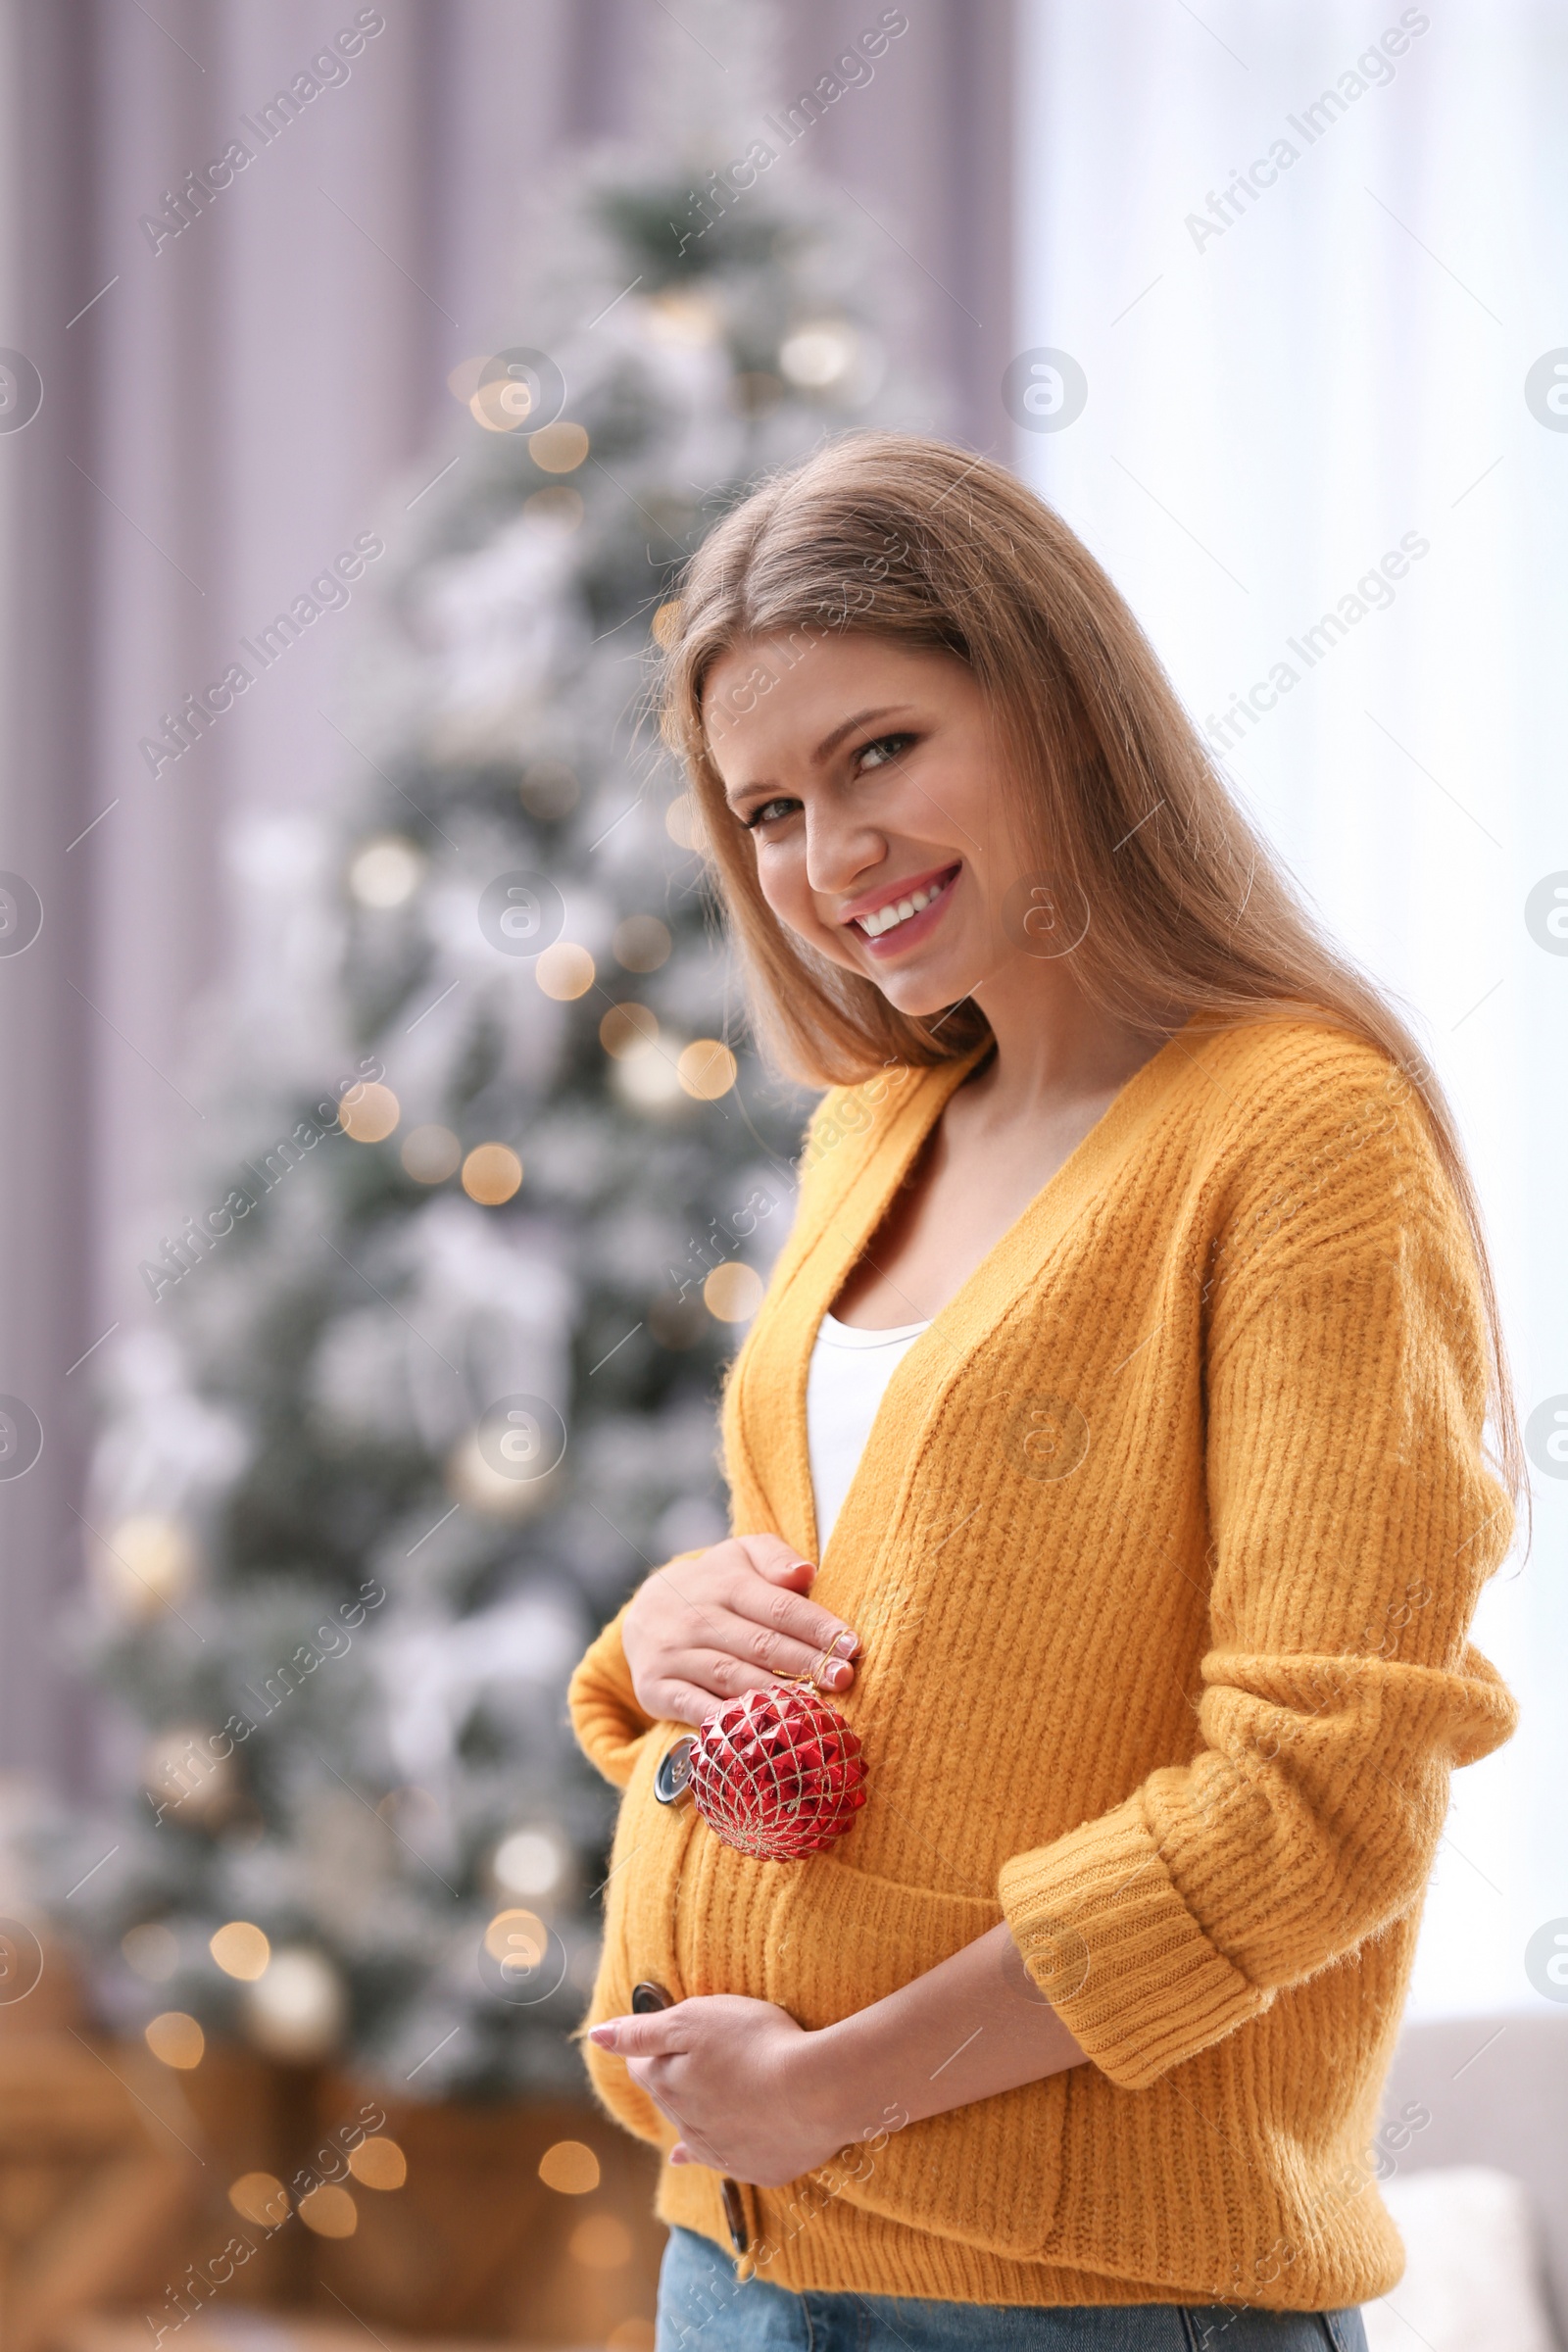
(997, 1054), (1519, 2092)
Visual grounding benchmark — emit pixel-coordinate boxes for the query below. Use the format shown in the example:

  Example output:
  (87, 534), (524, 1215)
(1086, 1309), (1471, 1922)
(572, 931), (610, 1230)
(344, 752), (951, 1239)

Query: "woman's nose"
(804, 812), (884, 899)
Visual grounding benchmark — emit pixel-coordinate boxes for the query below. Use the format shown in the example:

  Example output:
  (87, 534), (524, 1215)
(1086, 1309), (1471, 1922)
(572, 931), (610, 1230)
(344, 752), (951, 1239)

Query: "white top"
(806, 1310), (932, 1551)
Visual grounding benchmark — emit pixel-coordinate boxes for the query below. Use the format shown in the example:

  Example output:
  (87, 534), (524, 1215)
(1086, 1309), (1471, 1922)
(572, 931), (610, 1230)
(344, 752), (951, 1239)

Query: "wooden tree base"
(0, 1936), (664, 2348)
(304, 2078), (665, 2346)
(0, 2031), (198, 2352)
(0, 2038), (663, 2346)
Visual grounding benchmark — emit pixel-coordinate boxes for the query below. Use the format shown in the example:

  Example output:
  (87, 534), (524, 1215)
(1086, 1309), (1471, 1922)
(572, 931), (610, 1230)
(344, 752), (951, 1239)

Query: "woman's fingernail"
(587, 2023), (617, 2047)
(832, 1632), (858, 1658)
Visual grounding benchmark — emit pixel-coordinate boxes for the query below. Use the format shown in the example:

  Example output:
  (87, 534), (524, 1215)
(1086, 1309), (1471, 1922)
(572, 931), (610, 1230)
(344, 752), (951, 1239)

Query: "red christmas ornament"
(689, 1682), (868, 1861)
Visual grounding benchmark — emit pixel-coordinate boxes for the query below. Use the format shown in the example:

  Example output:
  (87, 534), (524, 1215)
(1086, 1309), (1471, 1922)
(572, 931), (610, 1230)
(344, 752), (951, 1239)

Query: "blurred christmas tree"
(40, 6), (929, 2100)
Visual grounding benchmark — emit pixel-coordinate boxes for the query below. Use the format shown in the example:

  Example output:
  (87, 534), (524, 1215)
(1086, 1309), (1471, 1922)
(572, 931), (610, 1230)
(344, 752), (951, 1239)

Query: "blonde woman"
(566, 435), (1518, 2351)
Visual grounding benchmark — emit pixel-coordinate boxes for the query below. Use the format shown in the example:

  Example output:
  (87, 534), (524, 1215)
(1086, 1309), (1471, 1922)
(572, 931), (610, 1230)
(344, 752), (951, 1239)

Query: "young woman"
(565, 434), (1519, 2351)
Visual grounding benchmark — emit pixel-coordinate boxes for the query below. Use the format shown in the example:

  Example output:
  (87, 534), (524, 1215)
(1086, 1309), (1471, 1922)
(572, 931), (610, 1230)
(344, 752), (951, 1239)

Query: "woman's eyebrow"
(811, 705), (913, 764)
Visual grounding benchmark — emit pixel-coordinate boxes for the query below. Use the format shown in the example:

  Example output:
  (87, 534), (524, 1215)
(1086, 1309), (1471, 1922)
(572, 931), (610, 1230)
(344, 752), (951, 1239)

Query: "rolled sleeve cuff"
(997, 1791), (1270, 2091)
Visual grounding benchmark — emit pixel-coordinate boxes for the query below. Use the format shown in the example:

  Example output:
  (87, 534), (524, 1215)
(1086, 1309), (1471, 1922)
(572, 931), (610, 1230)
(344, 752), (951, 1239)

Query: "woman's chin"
(864, 963), (977, 1019)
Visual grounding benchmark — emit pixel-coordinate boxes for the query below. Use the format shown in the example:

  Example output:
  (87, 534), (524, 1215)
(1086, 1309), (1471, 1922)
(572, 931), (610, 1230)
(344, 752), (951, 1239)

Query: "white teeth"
(858, 878), (948, 938)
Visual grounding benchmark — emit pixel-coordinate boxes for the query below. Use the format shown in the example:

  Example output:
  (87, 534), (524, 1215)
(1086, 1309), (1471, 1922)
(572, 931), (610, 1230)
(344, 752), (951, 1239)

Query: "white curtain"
(1015, 0), (1567, 2023)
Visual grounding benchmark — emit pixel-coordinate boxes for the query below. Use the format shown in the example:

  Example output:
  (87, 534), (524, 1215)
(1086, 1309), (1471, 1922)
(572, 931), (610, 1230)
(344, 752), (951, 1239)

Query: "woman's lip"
(841, 860), (963, 921)
(839, 861), (961, 928)
(855, 866), (960, 958)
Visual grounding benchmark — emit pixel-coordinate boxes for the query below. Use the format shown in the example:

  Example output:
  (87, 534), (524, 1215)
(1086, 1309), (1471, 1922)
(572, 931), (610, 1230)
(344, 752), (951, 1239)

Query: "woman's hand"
(588, 1925), (1085, 2190)
(587, 1996), (858, 2187)
(620, 1534), (860, 1728)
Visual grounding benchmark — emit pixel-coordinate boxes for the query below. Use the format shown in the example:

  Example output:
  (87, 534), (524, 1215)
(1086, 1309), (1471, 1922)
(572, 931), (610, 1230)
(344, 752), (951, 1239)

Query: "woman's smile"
(842, 860), (962, 956)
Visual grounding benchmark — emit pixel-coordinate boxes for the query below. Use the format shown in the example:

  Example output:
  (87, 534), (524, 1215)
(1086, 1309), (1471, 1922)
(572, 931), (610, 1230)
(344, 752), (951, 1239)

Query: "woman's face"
(702, 633), (1030, 1021)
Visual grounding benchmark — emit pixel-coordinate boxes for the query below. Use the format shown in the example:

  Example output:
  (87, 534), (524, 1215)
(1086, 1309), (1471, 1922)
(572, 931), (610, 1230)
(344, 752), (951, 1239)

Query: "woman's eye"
(855, 732), (916, 772)
(743, 797), (797, 831)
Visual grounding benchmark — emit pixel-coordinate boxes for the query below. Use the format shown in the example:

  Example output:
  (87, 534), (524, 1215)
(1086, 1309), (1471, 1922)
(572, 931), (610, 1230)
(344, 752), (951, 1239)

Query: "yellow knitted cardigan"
(565, 1016), (1517, 2312)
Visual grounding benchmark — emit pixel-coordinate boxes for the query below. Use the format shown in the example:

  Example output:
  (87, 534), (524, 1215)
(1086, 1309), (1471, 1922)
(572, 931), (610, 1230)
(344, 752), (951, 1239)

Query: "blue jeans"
(656, 2225), (1370, 2352)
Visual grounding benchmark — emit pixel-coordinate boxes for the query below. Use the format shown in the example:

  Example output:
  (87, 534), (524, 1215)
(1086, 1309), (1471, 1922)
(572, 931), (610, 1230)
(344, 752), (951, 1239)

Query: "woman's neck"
(957, 955), (1170, 1130)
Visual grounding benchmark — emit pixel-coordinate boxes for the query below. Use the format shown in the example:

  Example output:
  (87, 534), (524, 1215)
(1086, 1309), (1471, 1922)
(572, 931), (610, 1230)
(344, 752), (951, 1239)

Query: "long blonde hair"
(656, 431), (1522, 1511)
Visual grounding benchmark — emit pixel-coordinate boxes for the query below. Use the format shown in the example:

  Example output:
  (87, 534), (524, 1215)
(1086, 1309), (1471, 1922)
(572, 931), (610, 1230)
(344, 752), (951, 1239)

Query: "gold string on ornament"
(688, 1678), (867, 1862)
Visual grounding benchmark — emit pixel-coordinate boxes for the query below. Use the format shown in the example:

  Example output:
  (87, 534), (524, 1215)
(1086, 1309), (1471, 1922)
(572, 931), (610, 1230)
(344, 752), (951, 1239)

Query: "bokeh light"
(140, 1725), (232, 1828)
(664, 795), (704, 853)
(483, 1908), (547, 1973)
(229, 2173), (290, 2228)
(493, 1826), (565, 1898)
(539, 2139), (600, 2195)
(528, 421), (589, 472)
(242, 1945), (345, 2062)
(703, 1262), (764, 1323)
(349, 2135), (408, 2190)
(466, 360), (534, 430)
(338, 1082), (401, 1143)
(461, 1144), (522, 1205)
(446, 354), (486, 405)
(612, 914), (670, 972)
(209, 1920), (270, 1982)
(298, 2183), (358, 2237)
(145, 2011), (204, 2069)
(779, 319), (858, 388)
(348, 837), (424, 908)
(402, 1124), (461, 1183)
(569, 2212), (633, 2269)
(612, 1039), (684, 1110)
(122, 1922), (178, 1982)
(677, 1040), (737, 1101)
(535, 943), (595, 1000)
(599, 1004), (659, 1059)
(99, 1514), (196, 1615)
